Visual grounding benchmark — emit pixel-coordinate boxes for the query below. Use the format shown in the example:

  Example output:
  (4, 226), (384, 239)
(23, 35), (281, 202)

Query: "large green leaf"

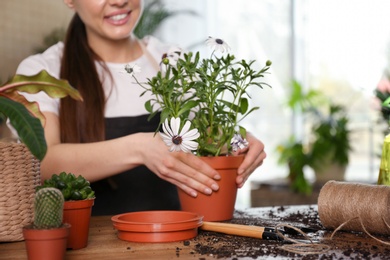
(1, 70), (82, 100)
(0, 97), (46, 160)
(0, 70), (82, 161)
(1, 70), (83, 125)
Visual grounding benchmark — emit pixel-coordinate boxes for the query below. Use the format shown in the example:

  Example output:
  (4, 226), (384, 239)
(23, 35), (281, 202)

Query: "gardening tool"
(200, 221), (319, 244)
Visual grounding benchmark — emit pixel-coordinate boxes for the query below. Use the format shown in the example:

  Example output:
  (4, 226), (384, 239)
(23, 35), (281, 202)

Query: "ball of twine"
(318, 181), (390, 235)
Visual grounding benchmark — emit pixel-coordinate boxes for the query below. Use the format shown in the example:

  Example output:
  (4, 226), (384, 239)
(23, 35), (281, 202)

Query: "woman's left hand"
(233, 132), (266, 188)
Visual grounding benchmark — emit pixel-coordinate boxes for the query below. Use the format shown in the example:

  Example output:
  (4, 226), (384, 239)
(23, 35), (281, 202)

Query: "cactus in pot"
(23, 187), (70, 260)
(33, 187), (65, 229)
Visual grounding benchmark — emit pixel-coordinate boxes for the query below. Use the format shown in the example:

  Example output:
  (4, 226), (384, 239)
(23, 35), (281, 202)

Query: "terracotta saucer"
(111, 211), (203, 243)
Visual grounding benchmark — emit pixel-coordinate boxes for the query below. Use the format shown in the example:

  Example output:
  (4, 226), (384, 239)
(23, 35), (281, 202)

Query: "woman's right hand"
(138, 132), (221, 197)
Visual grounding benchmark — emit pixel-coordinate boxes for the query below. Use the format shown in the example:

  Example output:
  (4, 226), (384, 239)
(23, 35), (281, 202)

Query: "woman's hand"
(233, 132), (266, 188)
(140, 133), (221, 198)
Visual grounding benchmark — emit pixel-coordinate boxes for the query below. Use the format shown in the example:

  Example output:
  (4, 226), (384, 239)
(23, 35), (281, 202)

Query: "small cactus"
(33, 187), (64, 229)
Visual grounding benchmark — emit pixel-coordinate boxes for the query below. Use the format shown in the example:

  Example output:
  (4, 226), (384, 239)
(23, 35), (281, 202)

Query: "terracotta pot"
(178, 155), (244, 221)
(63, 198), (94, 250)
(315, 163), (346, 187)
(23, 223), (70, 260)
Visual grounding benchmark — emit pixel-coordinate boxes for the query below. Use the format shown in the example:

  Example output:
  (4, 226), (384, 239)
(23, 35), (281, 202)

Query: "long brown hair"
(59, 14), (106, 143)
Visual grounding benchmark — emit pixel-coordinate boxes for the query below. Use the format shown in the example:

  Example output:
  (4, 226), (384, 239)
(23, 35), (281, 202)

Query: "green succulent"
(37, 172), (95, 201)
(33, 187), (64, 229)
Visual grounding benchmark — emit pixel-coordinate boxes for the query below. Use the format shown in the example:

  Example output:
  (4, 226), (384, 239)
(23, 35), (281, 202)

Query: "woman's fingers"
(156, 152), (221, 196)
(236, 133), (266, 187)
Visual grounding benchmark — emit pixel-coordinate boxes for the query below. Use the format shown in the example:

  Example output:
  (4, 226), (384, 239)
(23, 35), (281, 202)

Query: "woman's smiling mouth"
(110, 13), (128, 21)
(106, 11), (131, 25)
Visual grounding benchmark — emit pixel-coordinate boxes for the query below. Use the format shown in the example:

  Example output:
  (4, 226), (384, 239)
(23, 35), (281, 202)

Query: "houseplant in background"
(276, 80), (352, 194)
(134, 0), (197, 39)
(23, 187), (70, 260)
(276, 136), (312, 195)
(276, 80), (321, 195)
(309, 103), (352, 186)
(37, 171), (95, 250)
(0, 71), (82, 242)
(129, 37), (272, 221)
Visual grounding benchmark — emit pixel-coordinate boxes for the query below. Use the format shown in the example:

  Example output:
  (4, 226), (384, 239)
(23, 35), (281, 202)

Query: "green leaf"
(0, 97), (46, 160)
(177, 100), (198, 117)
(0, 70), (82, 160)
(239, 98), (249, 114)
(383, 96), (390, 106)
(144, 100), (153, 113)
(1, 70), (82, 125)
(2, 70), (82, 101)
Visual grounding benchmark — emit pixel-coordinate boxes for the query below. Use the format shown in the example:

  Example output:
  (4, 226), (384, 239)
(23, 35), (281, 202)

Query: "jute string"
(318, 181), (390, 244)
(276, 180), (390, 255)
(275, 224), (331, 255)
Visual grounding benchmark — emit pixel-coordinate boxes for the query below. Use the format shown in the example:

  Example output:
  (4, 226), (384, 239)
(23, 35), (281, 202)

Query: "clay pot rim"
(63, 198), (95, 209)
(200, 154), (244, 169)
(23, 223), (71, 230)
(111, 211), (203, 232)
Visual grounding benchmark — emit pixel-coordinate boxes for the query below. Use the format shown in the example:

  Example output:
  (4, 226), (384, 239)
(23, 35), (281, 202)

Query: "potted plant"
(0, 71), (82, 242)
(129, 37), (272, 221)
(23, 187), (70, 260)
(276, 80), (352, 193)
(37, 171), (95, 250)
(276, 137), (312, 195)
(309, 103), (352, 185)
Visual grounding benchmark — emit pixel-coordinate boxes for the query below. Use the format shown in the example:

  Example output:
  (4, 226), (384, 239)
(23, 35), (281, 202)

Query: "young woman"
(15, 0), (267, 215)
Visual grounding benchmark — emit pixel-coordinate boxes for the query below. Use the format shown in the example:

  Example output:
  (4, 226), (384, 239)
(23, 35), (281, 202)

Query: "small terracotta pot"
(23, 223), (70, 260)
(63, 198), (94, 250)
(178, 155), (244, 221)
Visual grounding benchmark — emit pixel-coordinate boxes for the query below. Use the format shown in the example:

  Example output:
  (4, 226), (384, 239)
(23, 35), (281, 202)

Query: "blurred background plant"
(276, 80), (352, 194)
(134, 0), (197, 39)
(374, 76), (390, 136)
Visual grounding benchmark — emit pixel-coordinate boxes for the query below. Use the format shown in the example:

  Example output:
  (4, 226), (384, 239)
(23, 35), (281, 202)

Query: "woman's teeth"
(110, 14), (127, 21)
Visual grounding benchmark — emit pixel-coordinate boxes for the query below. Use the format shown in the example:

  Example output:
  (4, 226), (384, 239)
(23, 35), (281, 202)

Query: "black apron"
(90, 114), (180, 216)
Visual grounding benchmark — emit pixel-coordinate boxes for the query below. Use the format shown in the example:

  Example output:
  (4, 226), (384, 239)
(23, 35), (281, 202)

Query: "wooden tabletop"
(1, 205), (389, 259)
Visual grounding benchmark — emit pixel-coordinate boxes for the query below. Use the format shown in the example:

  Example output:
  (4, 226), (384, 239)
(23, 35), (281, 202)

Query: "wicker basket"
(0, 142), (40, 242)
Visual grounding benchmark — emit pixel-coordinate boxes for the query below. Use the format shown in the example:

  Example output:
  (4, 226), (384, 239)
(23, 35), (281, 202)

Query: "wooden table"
(1, 205), (389, 259)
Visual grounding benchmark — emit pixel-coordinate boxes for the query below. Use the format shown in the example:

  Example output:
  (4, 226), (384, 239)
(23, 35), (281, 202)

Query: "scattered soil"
(184, 206), (390, 259)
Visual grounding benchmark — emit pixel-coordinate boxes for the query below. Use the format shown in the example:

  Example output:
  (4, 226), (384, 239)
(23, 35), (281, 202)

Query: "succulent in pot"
(36, 171), (95, 201)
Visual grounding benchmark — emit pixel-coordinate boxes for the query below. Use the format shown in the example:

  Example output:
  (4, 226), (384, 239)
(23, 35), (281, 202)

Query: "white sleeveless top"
(15, 36), (177, 118)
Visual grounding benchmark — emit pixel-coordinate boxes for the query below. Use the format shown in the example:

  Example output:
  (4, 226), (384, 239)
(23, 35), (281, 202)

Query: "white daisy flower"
(206, 37), (231, 53)
(230, 133), (249, 152)
(160, 117), (200, 153)
(124, 63), (141, 77)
